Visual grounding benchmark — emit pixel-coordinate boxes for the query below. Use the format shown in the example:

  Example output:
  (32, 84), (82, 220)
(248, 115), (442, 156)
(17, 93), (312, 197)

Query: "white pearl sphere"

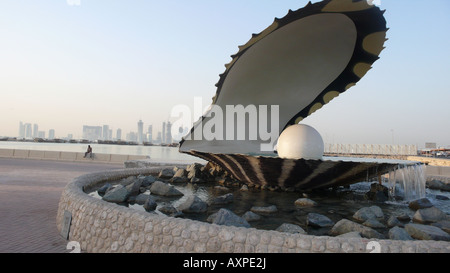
(277, 124), (324, 160)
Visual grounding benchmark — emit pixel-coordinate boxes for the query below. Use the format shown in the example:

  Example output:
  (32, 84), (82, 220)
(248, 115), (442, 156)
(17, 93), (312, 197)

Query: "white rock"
(353, 206), (384, 222)
(275, 223), (306, 234)
(294, 198), (317, 207)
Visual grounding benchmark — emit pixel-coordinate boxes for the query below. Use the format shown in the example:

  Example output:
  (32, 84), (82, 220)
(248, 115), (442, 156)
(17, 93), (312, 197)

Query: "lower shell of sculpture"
(184, 151), (420, 190)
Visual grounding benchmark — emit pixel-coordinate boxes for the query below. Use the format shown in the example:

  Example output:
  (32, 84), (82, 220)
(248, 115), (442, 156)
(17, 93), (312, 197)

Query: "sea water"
(0, 141), (203, 164)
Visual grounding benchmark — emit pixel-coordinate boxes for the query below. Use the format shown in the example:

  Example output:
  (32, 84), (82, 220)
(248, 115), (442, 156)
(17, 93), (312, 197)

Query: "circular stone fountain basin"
(57, 167), (450, 253)
(86, 169), (449, 238)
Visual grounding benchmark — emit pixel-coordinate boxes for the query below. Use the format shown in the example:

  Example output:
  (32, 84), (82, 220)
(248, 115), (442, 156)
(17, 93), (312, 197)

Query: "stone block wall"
(56, 168), (450, 253)
(0, 148), (147, 164)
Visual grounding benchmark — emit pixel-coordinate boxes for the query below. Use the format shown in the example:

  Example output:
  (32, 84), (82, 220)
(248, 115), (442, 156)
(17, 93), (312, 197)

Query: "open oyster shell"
(179, 0), (400, 189)
(180, 0), (388, 155)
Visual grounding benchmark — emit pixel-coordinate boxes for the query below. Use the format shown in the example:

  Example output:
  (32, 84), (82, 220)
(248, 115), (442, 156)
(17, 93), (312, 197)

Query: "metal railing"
(324, 144), (418, 156)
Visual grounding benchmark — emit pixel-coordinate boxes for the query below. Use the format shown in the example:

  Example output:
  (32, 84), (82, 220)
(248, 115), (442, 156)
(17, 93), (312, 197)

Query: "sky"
(0, 0), (449, 148)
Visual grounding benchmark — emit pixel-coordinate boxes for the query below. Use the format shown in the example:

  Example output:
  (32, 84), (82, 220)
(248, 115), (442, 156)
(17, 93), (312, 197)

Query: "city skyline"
(10, 117), (449, 150)
(1, 1), (449, 148)
(16, 119), (178, 144)
(17, 121), (57, 140)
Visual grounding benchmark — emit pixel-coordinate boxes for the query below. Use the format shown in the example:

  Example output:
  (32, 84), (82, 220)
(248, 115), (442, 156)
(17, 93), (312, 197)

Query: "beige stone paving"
(0, 158), (122, 253)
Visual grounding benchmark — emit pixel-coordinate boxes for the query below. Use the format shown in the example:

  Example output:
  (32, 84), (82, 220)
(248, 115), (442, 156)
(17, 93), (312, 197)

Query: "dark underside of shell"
(189, 151), (408, 190)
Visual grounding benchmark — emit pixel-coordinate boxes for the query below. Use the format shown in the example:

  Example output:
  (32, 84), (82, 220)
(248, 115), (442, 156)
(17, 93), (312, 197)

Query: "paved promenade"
(0, 158), (123, 253)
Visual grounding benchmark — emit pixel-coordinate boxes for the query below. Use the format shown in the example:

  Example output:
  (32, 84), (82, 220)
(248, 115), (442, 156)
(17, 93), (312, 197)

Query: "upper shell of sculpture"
(179, 0), (388, 156)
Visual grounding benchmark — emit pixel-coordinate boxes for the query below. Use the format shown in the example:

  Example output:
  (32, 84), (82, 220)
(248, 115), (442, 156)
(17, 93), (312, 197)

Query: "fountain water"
(388, 163), (426, 201)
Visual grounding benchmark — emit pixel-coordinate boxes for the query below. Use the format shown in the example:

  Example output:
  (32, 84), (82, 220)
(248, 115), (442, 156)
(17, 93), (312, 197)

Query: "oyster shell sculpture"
(180, 0), (415, 190)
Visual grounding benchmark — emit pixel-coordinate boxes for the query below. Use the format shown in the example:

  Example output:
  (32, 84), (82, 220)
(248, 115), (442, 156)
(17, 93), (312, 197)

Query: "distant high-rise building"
(147, 125), (153, 143)
(18, 122), (25, 138)
(82, 125), (102, 141)
(116, 129), (122, 140)
(33, 124), (39, 138)
(156, 132), (162, 144)
(24, 123), (32, 139)
(38, 131), (45, 139)
(48, 129), (55, 140)
(102, 125), (110, 140)
(166, 121), (172, 144)
(137, 120), (144, 144)
(126, 132), (137, 142)
(162, 122), (166, 144)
